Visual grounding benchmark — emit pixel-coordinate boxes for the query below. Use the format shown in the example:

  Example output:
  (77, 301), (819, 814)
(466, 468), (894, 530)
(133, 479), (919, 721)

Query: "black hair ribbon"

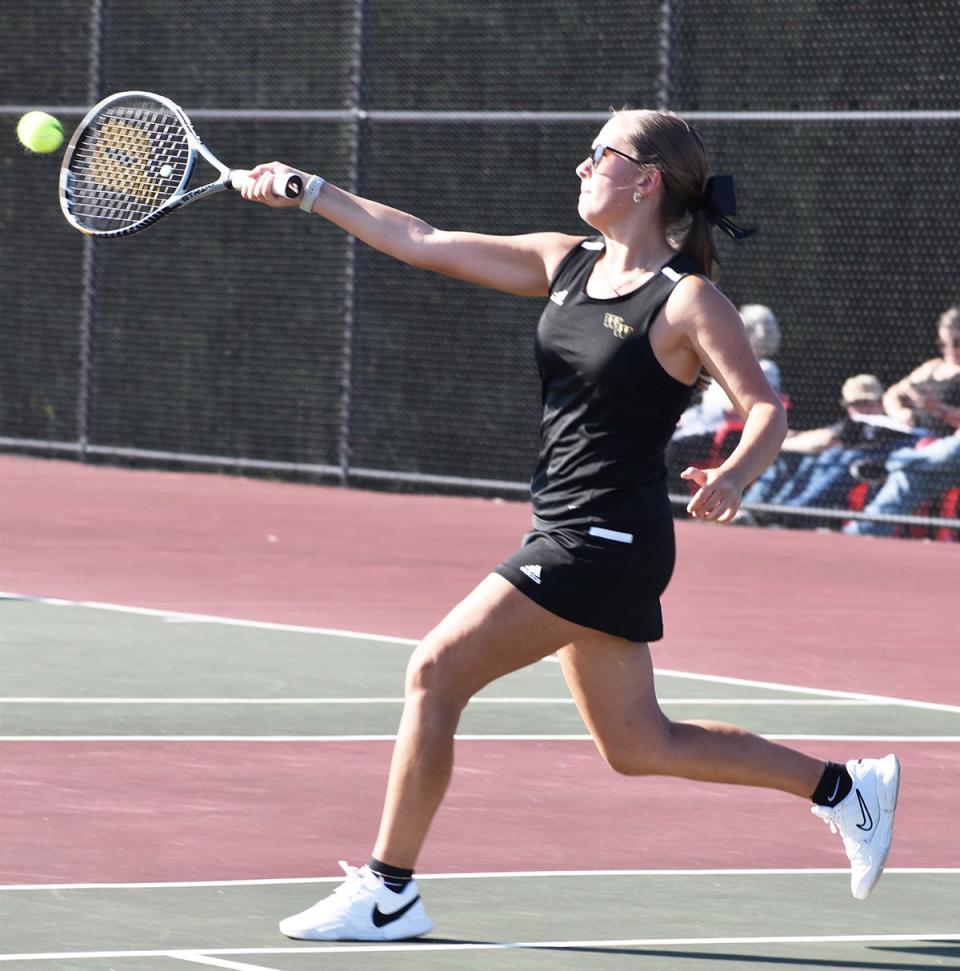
(691, 174), (757, 241)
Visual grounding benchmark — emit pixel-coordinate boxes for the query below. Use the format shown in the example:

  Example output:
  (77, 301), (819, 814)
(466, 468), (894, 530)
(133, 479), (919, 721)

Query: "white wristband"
(299, 174), (326, 213)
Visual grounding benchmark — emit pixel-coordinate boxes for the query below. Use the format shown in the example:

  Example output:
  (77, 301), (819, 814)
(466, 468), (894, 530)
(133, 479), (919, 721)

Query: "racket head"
(59, 91), (203, 237)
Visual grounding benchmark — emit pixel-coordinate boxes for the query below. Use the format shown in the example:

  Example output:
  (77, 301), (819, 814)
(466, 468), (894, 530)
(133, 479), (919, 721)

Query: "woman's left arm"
(669, 278), (788, 523)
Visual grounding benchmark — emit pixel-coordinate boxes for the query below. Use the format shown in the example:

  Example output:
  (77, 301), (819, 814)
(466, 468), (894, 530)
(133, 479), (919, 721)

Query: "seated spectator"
(742, 302), (784, 394)
(880, 305), (960, 437)
(745, 374), (918, 515)
(668, 304), (782, 489)
(673, 303), (782, 438)
(845, 307), (960, 537)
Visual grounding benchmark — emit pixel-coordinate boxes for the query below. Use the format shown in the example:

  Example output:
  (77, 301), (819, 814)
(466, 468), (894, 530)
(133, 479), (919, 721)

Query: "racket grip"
(229, 170), (303, 199)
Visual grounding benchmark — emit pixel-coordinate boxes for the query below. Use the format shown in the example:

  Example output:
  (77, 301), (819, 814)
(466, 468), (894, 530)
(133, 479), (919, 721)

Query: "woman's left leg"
(558, 637), (823, 794)
(559, 636), (900, 898)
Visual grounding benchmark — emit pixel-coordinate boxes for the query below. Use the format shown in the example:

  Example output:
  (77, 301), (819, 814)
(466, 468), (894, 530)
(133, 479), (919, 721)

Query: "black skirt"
(493, 519), (676, 643)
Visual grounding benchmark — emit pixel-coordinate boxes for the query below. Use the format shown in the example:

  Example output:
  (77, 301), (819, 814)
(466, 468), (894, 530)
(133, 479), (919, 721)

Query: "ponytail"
(679, 209), (717, 281)
(682, 174), (756, 281)
(613, 109), (756, 387)
(614, 110), (755, 282)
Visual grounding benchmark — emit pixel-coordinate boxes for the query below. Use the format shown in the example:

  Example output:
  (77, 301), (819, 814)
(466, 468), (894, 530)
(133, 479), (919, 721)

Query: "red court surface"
(1, 454), (957, 704)
(1, 740), (955, 885)
(1, 455), (957, 907)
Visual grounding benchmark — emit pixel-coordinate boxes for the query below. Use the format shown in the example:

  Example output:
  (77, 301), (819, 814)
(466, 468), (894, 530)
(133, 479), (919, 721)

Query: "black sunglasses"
(589, 142), (646, 169)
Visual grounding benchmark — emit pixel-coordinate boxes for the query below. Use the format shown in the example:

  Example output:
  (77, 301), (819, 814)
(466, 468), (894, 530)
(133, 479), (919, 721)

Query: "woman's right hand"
(238, 162), (308, 208)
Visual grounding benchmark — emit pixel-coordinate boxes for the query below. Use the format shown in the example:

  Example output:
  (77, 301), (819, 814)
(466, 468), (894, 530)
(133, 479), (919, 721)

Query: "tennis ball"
(16, 111), (64, 154)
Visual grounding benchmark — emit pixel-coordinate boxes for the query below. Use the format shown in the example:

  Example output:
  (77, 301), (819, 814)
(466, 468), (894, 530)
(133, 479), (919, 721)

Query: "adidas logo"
(550, 289), (568, 306)
(520, 564), (542, 584)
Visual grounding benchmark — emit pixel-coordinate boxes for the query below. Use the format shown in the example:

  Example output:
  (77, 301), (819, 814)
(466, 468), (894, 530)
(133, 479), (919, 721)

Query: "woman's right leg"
(279, 573), (593, 941)
(372, 572), (589, 868)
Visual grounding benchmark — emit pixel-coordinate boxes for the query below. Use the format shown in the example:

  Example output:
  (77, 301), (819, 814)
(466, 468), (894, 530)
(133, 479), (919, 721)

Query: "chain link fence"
(2, 0), (958, 538)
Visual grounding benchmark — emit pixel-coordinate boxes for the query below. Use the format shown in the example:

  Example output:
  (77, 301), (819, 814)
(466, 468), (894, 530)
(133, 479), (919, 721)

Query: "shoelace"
(332, 860), (381, 899)
(811, 804), (864, 865)
(810, 804), (841, 834)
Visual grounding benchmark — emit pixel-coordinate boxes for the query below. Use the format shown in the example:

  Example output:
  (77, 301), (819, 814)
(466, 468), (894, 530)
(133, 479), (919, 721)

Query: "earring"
(633, 190), (644, 203)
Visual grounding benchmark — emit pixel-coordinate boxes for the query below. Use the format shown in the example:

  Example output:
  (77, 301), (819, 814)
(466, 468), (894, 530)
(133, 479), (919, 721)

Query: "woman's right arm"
(240, 163), (583, 299)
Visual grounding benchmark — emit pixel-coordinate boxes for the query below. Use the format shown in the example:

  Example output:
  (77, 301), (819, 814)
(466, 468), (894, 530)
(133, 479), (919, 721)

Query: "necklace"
(601, 250), (674, 296)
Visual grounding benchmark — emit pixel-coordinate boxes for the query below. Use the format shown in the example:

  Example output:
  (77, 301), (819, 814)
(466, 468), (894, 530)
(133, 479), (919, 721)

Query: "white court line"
(3, 591), (957, 714)
(0, 592), (420, 644)
(2, 734), (957, 742)
(0, 697), (885, 706)
(2, 933), (959, 962)
(1, 867), (955, 892)
(654, 666), (960, 714)
(173, 955), (282, 971)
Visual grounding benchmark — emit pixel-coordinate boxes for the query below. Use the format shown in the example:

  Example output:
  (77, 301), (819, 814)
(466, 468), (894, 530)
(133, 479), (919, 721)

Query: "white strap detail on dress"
(588, 526), (634, 544)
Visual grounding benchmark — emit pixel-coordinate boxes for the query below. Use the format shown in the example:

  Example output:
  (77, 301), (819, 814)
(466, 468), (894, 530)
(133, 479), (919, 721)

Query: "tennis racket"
(59, 90), (302, 237)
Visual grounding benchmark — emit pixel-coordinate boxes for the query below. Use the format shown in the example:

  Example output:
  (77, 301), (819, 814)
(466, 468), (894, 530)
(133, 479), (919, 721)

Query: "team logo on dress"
(550, 289), (568, 306)
(603, 313), (633, 339)
(520, 564), (542, 584)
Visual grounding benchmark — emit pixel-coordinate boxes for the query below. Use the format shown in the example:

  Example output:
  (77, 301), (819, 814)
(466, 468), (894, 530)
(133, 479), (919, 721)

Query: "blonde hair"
(740, 304), (781, 358)
(613, 109), (715, 279)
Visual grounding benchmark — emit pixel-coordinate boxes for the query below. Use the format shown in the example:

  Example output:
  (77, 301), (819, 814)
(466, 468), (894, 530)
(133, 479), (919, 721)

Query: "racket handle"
(230, 170), (303, 199)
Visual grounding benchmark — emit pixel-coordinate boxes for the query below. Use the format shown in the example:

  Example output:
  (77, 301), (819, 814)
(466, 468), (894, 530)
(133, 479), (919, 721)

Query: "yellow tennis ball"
(16, 111), (65, 154)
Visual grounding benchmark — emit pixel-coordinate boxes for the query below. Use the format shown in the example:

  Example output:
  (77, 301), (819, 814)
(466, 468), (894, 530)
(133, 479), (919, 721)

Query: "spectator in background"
(880, 306), (960, 437)
(668, 303), (782, 488)
(745, 374), (917, 515)
(742, 302), (783, 393)
(845, 307), (960, 537)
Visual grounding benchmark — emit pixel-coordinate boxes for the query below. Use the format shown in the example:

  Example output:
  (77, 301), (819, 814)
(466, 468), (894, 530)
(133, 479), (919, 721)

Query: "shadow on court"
(528, 943), (960, 968)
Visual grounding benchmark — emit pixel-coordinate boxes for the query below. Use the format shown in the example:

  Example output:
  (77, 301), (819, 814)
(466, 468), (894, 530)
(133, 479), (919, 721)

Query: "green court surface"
(1, 600), (957, 740)
(1, 874), (959, 969)
(1, 597), (958, 970)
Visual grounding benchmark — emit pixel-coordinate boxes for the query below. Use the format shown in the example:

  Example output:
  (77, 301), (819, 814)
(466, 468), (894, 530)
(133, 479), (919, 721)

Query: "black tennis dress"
(494, 237), (702, 642)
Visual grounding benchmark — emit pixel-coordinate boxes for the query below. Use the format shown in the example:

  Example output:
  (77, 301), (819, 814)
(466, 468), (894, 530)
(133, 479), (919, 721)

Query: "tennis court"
(4, 0), (959, 965)
(1, 456), (958, 970)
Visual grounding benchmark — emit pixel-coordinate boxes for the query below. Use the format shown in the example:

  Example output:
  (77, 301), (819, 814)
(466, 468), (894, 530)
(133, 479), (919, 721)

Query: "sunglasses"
(589, 142), (646, 169)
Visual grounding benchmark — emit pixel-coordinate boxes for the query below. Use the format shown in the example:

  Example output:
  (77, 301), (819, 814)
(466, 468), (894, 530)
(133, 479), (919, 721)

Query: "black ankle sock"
(368, 856), (414, 893)
(811, 761), (853, 807)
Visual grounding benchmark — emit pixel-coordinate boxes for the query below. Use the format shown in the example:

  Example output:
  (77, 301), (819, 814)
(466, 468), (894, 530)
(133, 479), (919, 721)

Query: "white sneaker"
(279, 861), (434, 941)
(811, 754), (900, 899)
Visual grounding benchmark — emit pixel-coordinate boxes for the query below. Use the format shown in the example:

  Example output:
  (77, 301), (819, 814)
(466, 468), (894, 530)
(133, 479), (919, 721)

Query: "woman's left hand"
(680, 466), (744, 523)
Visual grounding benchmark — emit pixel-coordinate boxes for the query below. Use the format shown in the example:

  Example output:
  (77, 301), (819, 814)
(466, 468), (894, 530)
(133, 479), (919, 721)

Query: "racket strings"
(65, 99), (191, 231)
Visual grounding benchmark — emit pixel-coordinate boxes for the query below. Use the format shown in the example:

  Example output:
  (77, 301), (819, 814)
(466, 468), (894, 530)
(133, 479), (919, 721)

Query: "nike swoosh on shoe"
(372, 895), (421, 928)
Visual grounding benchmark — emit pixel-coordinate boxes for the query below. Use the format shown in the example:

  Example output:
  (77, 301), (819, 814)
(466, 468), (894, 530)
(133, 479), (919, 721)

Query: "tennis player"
(241, 109), (900, 941)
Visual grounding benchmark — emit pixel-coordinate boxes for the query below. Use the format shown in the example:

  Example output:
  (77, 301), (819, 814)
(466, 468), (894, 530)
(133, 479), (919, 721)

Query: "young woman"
(241, 109), (900, 941)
